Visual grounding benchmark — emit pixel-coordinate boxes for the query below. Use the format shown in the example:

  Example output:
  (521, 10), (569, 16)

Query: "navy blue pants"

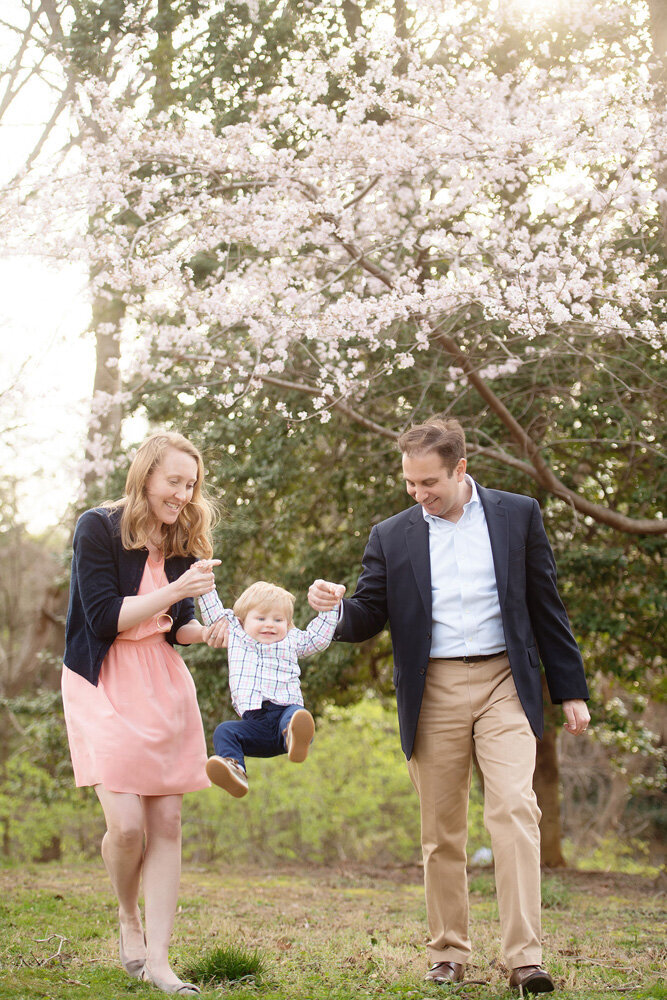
(212, 701), (304, 772)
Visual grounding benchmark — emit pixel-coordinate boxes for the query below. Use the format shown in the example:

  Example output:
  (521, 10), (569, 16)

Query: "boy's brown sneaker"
(285, 709), (315, 762)
(206, 756), (249, 797)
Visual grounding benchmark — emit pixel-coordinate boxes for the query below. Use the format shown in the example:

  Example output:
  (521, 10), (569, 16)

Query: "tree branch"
(251, 374), (399, 440)
(430, 326), (666, 535)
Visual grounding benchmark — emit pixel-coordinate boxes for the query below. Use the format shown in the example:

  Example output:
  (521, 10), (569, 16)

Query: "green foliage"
(0, 698), (490, 868)
(0, 690), (100, 864)
(565, 836), (662, 877)
(540, 876), (572, 910)
(0, 758), (95, 865)
(2, 691), (74, 790)
(182, 942), (265, 985)
(182, 697), (438, 867)
(467, 873), (495, 897)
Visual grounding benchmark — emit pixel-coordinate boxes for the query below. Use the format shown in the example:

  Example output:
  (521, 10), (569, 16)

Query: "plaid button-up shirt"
(198, 589), (338, 716)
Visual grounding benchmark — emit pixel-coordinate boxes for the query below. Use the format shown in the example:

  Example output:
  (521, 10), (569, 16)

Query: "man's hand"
(562, 699), (590, 735)
(308, 579), (346, 612)
(203, 619), (229, 649)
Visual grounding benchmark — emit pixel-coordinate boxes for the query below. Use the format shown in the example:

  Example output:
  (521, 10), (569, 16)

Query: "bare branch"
(430, 326), (666, 535)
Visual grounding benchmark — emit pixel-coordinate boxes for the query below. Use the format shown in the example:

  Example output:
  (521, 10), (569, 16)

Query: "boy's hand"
(203, 619), (229, 649)
(308, 579), (346, 612)
(175, 559), (221, 600)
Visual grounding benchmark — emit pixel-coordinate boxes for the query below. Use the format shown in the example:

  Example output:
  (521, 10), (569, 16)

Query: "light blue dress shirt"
(425, 476), (506, 658)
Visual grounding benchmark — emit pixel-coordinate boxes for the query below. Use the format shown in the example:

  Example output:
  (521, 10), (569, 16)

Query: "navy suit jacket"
(336, 484), (589, 759)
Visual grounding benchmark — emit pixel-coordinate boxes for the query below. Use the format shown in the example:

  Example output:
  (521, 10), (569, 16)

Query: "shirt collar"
(422, 475), (479, 524)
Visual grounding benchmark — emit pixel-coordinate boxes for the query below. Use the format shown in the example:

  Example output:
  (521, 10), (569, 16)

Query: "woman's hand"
(174, 559), (221, 600)
(203, 619), (230, 649)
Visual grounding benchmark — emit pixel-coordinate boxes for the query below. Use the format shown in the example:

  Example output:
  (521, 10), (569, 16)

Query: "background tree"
(4, 0), (665, 866)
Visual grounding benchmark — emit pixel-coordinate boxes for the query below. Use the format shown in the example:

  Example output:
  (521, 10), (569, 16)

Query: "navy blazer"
(64, 506), (196, 686)
(336, 484), (589, 758)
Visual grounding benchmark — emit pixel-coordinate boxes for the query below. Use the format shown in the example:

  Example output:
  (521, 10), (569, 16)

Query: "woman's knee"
(105, 818), (144, 851)
(144, 798), (183, 841)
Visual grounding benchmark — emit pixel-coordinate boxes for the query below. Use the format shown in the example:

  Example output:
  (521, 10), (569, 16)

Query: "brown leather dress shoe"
(424, 961), (465, 984)
(509, 965), (555, 993)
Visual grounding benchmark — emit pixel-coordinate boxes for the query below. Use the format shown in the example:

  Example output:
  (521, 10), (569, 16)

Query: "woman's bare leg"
(94, 785), (146, 963)
(141, 794), (185, 986)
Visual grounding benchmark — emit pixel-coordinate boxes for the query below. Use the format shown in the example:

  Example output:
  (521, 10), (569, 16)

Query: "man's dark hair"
(397, 417), (466, 475)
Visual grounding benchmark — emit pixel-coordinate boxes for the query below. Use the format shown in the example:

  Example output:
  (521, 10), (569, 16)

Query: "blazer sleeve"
(524, 500), (589, 703)
(71, 510), (125, 639)
(336, 525), (390, 643)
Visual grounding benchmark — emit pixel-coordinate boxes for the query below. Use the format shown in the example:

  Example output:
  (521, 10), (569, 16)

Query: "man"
(309, 417), (590, 995)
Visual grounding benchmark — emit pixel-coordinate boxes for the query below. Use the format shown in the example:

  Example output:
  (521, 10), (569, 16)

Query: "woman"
(62, 431), (220, 996)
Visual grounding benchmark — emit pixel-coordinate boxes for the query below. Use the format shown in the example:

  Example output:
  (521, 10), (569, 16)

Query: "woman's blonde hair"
(106, 432), (217, 558)
(233, 582), (295, 627)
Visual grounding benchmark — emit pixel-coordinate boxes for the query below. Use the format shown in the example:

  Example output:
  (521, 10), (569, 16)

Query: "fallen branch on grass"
(18, 934), (69, 967)
(571, 957), (634, 972)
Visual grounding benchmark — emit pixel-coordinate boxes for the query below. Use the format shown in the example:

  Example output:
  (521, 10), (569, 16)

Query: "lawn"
(1, 863), (664, 999)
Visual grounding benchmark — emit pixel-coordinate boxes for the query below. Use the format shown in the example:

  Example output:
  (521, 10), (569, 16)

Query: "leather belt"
(437, 650), (506, 663)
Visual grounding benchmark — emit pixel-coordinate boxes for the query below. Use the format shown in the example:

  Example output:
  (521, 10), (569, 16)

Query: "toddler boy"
(198, 580), (344, 797)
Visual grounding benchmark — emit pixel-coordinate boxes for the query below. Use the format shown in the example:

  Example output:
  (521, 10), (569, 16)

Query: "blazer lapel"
(478, 485), (509, 605)
(406, 505), (432, 619)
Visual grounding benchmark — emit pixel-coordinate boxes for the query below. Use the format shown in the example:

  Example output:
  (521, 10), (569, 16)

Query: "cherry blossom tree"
(6, 0), (666, 865)
(22, 0), (665, 536)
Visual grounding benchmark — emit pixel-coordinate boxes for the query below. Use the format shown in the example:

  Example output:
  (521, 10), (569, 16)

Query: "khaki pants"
(406, 654), (543, 970)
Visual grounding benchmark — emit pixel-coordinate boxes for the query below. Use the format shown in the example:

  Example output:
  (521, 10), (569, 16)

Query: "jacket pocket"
(527, 644), (540, 668)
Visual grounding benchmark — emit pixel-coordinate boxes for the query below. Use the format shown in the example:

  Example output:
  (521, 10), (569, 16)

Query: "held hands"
(308, 579), (346, 612)
(175, 559), (221, 600)
(203, 619), (229, 649)
(562, 699), (591, 736)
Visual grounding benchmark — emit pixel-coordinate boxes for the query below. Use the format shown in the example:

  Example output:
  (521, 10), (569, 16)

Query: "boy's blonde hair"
(233, 581), (295, 626)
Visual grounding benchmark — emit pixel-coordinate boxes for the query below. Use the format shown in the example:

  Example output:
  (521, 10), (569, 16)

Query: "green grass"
(0, 863), (665, 999)
(182, 942), (265, 986)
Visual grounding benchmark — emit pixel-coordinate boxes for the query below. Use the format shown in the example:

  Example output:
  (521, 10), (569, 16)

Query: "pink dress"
(61, 557), (210, 795)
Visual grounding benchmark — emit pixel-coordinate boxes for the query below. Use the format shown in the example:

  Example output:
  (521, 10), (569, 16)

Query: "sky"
(0, 257), (93, 534)
(1, 4), (95, 535)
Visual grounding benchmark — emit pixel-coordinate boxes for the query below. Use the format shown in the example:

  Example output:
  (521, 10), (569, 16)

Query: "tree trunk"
(534, 673), (566, 867)
(35, 835), (62, 863)
(11, 582), (66, 696)
(152, 0), (176, 113)
(82, 288), (124, 499)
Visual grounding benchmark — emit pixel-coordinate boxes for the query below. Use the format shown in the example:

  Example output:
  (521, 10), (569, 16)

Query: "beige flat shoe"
(141, 966), (201, 995)
(118, 924), (145, 978)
